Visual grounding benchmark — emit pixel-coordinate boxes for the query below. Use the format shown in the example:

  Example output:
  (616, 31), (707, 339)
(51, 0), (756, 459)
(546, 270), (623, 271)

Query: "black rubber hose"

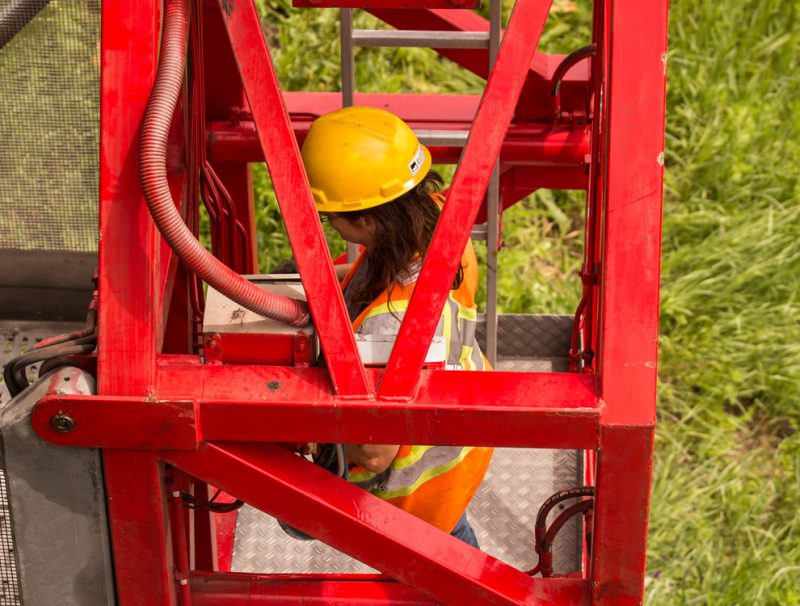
(535, 486), (595, 535)
(6, 336), (96, 397)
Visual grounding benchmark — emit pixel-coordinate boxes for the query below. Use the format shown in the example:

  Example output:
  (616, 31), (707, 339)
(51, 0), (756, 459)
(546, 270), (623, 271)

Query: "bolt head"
(50, 412), (76, 434)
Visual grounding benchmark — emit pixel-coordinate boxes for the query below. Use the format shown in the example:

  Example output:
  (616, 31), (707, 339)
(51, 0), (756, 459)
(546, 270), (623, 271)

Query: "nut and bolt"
(50, 412), (76, 434)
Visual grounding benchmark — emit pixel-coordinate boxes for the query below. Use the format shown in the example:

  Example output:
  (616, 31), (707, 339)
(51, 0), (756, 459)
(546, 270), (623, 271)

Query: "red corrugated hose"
(139, 0), (310, 327)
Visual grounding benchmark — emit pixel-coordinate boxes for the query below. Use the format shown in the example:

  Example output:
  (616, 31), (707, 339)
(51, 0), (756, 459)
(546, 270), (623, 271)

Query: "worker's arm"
(345, 443), (399, 474)
(335, 262), (353, 280)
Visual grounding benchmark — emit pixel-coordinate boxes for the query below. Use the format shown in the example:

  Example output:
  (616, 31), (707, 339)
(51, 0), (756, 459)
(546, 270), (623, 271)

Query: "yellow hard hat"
(301, 106), (432, 213)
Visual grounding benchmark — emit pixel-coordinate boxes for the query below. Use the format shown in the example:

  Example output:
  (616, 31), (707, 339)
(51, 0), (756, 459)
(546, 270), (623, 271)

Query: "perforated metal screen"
(1, 2), (101, 602)
(0, 0), (100, 252)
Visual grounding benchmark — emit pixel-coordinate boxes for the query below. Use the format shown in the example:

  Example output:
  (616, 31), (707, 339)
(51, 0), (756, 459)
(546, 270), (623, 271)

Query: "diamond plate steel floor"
(232, 446), (582, 575)
(232, 316), (583, 576)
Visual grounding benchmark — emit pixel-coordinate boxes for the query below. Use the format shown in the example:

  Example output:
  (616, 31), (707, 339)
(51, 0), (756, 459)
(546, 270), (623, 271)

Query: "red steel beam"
(202, 5), (258, 272)
(207, 116), (589, 167)
(98, 1), (178, 603)
(216, 0), (371, 397)
(379, 0), (553, 399)
(103, 450), (178, 605)
(163, 442), (541, 605)
(295, 0), (479, 7)
(33, 365), (599, 450)
(589, 0), (668, 602)
(209, 92), (590, 165)
(595, 3), (666, 427)
(591, 426), (655, 605)
(190, 572), (590, 605)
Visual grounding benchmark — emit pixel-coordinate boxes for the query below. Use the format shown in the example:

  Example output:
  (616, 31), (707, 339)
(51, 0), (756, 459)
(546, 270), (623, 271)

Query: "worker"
(300, 106), (494, 548)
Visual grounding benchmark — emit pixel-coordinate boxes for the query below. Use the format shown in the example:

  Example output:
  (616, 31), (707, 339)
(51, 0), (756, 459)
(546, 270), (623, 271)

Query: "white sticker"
(408, 145), (425, 176)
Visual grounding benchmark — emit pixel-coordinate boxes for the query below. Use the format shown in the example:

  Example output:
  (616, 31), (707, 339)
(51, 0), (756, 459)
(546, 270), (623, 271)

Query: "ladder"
(339, 1), (503, 365)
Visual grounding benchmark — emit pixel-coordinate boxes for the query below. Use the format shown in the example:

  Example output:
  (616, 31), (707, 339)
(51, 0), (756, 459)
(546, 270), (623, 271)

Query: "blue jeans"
(450, 512), (479, 548)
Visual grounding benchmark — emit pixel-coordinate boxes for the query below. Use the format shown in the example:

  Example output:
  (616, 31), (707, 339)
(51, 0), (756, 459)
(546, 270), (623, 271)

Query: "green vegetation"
(255, 0), (799, 603)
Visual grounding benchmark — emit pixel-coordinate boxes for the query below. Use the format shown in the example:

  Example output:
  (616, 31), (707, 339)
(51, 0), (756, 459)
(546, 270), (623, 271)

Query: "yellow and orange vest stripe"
(340, 240), (493, 532)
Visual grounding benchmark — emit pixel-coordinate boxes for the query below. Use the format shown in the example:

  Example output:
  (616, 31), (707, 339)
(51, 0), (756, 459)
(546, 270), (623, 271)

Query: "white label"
(408, 145), (425, 176)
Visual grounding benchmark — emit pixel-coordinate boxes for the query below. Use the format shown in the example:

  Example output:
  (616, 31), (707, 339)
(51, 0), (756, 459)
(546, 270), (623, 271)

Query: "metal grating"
(232, 447), (582, 575)
(0, 471), (20, 606)
(0, 0), (101, 252)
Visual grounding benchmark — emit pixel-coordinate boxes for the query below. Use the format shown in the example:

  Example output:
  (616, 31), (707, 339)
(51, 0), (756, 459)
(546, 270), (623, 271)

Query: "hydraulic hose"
(139, 0), (309, 327)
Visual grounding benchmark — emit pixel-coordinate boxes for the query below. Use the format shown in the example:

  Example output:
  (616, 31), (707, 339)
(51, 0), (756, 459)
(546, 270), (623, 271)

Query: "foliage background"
(254, 1), (800, 604)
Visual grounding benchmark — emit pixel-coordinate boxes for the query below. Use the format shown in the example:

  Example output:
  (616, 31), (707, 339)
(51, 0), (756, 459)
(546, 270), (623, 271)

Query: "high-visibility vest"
(340, 239), (494, 532)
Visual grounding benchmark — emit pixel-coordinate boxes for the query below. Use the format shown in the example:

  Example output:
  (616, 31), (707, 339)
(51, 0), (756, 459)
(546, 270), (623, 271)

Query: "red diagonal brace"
(216, 0), (371, 397)
(163, 442), (539, 605)
(379, 0), (553, 399)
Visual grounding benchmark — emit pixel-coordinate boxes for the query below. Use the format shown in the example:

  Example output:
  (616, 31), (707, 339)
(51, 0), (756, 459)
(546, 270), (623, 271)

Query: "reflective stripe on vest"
(342, 241), (493, 531)
(350, 445), (474, 499)
(358, 296), (485, 370)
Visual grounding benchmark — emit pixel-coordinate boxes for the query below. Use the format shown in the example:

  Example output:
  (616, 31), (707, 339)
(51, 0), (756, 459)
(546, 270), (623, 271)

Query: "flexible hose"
(139, 0), (309, 327)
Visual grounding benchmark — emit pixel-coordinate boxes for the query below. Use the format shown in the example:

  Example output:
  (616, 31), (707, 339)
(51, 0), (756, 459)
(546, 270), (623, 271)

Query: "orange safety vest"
(340, 239), (494, 532)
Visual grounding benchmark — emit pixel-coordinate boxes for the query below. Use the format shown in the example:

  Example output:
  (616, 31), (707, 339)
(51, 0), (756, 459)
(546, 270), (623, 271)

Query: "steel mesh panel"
(0, 471), (20, 606)
(0, 0), (100, 252)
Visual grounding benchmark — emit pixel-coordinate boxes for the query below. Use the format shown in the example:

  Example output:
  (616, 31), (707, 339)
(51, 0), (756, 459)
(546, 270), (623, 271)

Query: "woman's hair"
(344, 170), (464, 310)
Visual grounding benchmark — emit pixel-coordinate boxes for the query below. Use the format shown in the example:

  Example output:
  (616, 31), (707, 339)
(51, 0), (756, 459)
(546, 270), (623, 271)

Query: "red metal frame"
(40, 0), (667, 603)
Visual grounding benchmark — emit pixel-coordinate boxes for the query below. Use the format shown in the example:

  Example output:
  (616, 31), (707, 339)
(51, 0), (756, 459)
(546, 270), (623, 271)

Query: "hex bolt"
(50, 412), (76, 434)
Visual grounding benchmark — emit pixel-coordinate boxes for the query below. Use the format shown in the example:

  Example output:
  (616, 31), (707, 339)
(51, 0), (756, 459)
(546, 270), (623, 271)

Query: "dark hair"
(344, 170), (464, 310)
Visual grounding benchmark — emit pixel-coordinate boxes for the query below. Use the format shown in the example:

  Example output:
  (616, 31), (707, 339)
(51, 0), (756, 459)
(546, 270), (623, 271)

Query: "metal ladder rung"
(352, 30), (490, 49)
(414, 129), (470, 147)
(470, 224), (488, 241)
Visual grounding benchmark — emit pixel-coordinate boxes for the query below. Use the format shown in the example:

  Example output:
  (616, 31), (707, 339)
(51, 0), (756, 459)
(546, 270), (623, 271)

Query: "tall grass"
(254, 1), (799, 603)
(647, 1), (799, 603)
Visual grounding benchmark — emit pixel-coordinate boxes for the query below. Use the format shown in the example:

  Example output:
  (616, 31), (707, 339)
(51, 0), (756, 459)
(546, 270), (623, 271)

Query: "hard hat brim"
(311, 145), (432, 213)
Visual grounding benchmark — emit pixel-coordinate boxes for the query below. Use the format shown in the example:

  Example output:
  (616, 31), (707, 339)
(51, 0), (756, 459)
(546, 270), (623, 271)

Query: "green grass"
(646, 0), (800, 603)
(254, 1), (800, 603)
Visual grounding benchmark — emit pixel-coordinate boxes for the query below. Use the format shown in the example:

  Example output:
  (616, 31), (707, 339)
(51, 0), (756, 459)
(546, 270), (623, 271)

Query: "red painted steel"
(202, 4), (259, 272)
(190, 572), (590, 605)
(86, 0), (667, 601)
(294, 0), (479, 7)
(379, 0), (553, 399)
(213, 499), (238, 572)
(103, 451), (177, 605)
(97, 0), (161, 395)
(164, 442), (541, 605)
(207, 115), (590, 166)
(367, 6), (590, 113)
(202, 331), (313, 366)
(588, 0), (668, 601)
(190, 482), (219, 571)
(33, 368), (598, 449)
(33, 395), (200, 449)
(215, 0), (371, 397)
(98, 1), (178, 603)
(595, 0), (666, 427)
(590, 427), (655, 605)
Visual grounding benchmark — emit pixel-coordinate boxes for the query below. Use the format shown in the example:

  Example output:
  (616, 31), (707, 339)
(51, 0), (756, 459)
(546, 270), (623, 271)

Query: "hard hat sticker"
(408, 145), (425, 176)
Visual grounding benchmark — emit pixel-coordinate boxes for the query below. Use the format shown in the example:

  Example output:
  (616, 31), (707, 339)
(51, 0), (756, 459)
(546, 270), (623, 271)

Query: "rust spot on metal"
(266, 380), (281, 392)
